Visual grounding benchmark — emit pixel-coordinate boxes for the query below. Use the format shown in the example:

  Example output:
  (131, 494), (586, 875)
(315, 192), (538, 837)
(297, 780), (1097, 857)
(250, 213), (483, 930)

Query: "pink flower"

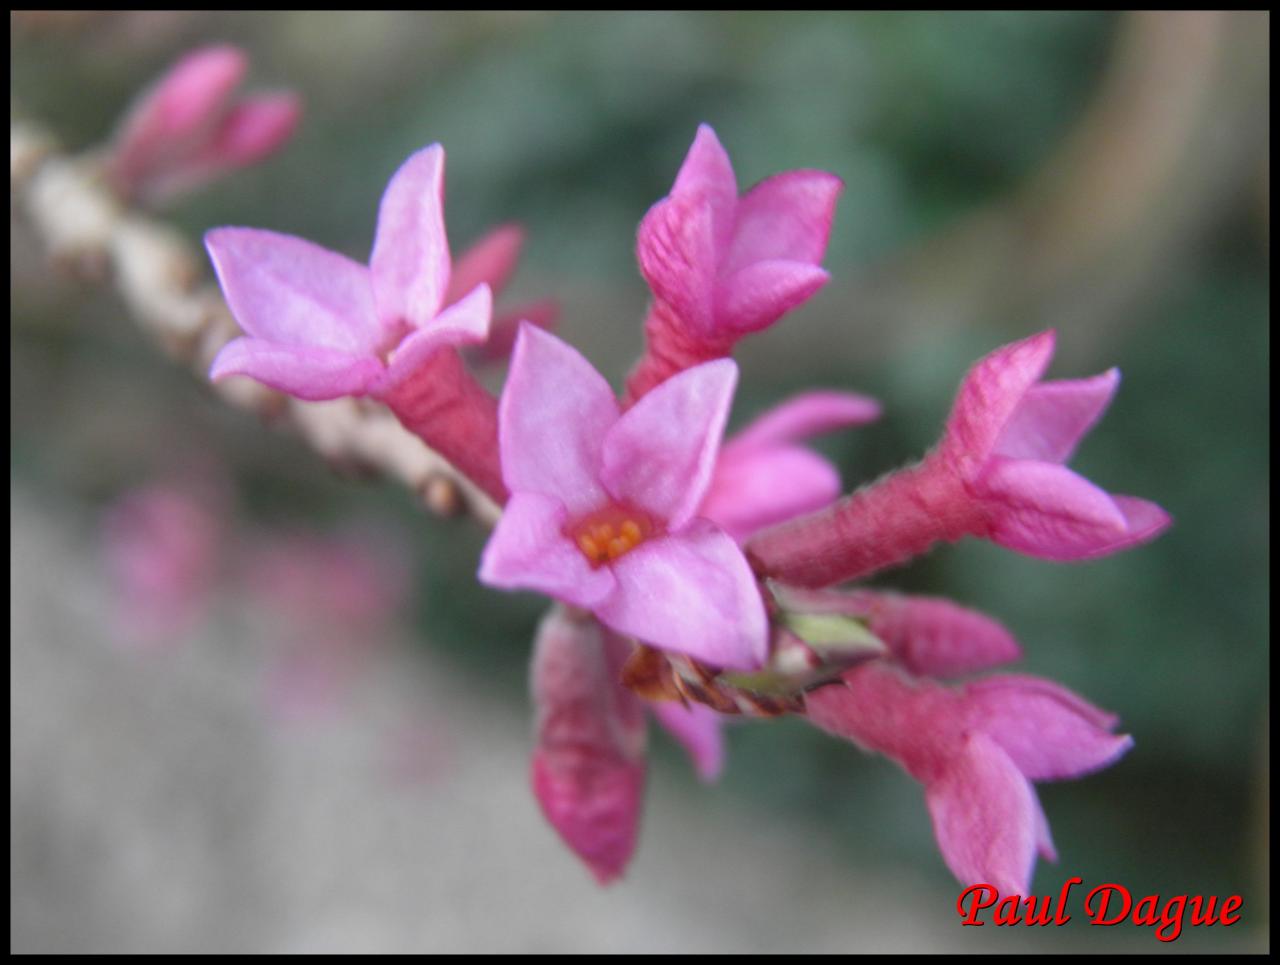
(649, 698), (726, 783)
(479, 325), (768, 670)
(700, 390), (881, 542)
(101, 481), (225, 648)
(530, 607), (647, 884)
(747, 330), (1171, 586)
(805, 662), (1133, 895)
(940, 329), (1170, 560)
(207, 144), (492, 402)
(108, 44), (300, 204)
(637, 124), (842, 341)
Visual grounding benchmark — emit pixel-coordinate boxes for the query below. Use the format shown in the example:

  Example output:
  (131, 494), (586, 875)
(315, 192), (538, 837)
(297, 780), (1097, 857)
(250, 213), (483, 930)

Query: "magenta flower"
(940, 329), (1170, 560)
(748, 330), (1171, 586)
(700, 389), (881, 541)
(637, 124), (842, 341)
(530, 607), (647, 884)
(207, 143), (492, 402)
(479, 325), (768, 670)
(108, 44), (300, 205)
(100, 480), (226, 648)
(805, 662), (1133, 895)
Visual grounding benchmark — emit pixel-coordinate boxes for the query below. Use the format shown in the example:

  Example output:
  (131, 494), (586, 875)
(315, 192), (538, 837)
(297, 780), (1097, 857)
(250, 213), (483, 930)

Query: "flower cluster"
(205, 122), (1169, 891)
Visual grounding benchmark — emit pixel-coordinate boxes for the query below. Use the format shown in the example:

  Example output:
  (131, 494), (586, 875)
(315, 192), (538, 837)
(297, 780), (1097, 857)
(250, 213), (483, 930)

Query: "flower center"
(568, 505), (656, 567)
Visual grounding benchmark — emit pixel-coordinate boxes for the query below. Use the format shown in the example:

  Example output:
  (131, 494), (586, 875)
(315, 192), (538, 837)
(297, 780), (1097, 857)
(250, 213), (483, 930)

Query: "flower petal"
(474, 299), (559, 363)
(209, 336), (383, 400)
(636, 191), (717, 336)
(446, 223), (524, 306)
(714, 260), (830, 334)
(941, 330), (1056, 474)
(699, 445), (840, 542)
(530, 609), (647, 884)
(205, 227), (382, 352)
(961, 676), (1134, 781)
(601, 359), (737, 530)
(596, 521), (767, 670)
(926, 733), (1039, 897)
(370, 143), (451, 330)
(1071, 495), (1172, 559)
(478, 492), (616, 609)
(499, 326), (618, 515)
(726, 169), (843, 274)
(669, 124), (738, 252)
(726, 390), (881, 453)
(977, 458), (1132, 560)
(374, 283), (492, 394)
(650, 699), (726, 783)
(995, 369), (1120, 464)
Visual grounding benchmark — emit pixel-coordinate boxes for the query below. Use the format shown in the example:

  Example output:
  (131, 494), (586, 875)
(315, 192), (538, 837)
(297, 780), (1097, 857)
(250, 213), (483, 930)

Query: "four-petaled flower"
(207, 144), (493, 401)
(479, 325), (768, 670)
(637, 123), (842, 341)
(805, 662), (1133, 896)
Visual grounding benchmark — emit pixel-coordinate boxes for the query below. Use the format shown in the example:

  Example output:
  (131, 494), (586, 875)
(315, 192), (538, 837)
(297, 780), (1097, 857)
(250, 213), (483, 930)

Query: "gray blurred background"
(11, 11), (1269, 953)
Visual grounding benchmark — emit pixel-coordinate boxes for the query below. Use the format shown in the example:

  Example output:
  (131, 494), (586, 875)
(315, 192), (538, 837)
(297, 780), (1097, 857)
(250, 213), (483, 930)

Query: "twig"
(10, 116), (500, 526)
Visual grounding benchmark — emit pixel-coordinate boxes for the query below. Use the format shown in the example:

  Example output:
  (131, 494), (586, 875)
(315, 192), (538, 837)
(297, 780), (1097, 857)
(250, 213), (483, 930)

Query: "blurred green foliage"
(12, 11), (1268, 946)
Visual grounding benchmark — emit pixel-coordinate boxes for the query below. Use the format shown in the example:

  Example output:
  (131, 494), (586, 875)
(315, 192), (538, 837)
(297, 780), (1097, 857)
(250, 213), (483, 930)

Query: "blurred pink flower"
(108, 44), (300, 204)
(101, 481), (226, 648)
(242, 528), (412, 721)
(747, 330), (1171, 586)
(805, 662), (1133, 896)
(479, 325), (767, 670)
(530, 607), (646, 885)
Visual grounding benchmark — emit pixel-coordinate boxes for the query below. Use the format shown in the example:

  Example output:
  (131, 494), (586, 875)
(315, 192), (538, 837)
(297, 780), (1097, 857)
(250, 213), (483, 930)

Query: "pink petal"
(961, 677), (1134, 781)
(966, 674), (1121, 731)
(926, 733), (1039, 896)
(530, 609), (647, 884)
(789, 589), (1023, 678)
(714, 260), (830, 335)
(370, 144), (451, 330)
(995, 369), (1119, 464)
(201, 91), (301, 167)
(941, 330), (1057, 475)
(650, 699), (726, 783)
(699, 445), (840, 542)
(636, 191), (717, 336)
(977, 458), (1131, 560)
(596, 520), (767, 670)
(205, 227), (382, 353)
(499, 326), (618, 515)
(600, 359), (737, 530)
(726, 169), (843, 274)
(477, 492), (616, 609)
(669, 124), (738, 253)
(1068, 495), (1172, 560)
(1030, 791), (1059, 863)
(209, 336), (383, 400)
(373, 283), (492, 394)
(111, 45), (247, 187)
(725, 390), (881, 453)
(446, 223), (524, 306)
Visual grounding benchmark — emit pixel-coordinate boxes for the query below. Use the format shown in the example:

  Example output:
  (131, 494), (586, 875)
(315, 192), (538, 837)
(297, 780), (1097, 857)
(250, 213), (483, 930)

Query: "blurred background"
(10, 10), (1269, 953)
